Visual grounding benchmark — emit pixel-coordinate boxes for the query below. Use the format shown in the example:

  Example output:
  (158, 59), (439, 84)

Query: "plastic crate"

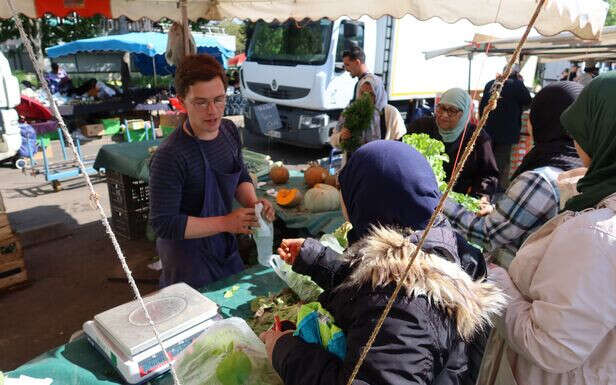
(106, 170), (150, 212)
(101, 118), (121, 135)
(111, 206), (149, 240)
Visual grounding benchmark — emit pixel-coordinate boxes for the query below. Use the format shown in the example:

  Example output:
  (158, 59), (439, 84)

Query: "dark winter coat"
(272, 224), (506, 385)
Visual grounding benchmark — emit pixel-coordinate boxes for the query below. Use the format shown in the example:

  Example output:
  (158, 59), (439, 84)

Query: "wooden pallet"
(0, 212), (27, 289)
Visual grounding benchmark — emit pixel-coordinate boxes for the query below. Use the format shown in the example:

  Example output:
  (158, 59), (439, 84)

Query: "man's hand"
(257, 198), (276, 222)
(277, 238), (305, 265)
(224, 207), (258, 234)
(340, 128), (351, 140)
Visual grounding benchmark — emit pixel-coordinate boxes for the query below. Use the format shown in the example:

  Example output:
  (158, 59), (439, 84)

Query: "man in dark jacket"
(479, 66), (532, 189)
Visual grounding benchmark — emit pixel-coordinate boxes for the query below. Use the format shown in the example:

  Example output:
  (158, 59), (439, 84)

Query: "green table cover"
(6, 265), (287, 384)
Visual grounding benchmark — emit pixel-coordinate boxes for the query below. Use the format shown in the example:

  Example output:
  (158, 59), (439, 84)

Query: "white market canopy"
(0, 0), (609, 40)
(425, 25), (616, 63)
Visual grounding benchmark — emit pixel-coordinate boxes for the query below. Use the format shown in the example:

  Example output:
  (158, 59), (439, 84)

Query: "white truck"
(0, 52), (21, 163)
(240, 15), (533, 148)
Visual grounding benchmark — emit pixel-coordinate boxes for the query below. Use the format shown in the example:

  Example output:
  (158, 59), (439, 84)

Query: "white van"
(0, 52), (22, 164)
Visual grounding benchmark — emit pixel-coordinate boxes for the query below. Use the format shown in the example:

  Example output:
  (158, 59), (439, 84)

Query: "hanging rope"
(344, 1), (547, 384)
(5, 1), (182, 384)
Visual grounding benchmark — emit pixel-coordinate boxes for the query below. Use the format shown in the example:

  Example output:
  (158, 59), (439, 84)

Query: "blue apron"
(157, 121), (244, 288)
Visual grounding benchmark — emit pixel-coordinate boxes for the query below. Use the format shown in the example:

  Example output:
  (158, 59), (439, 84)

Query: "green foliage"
(215, 344), (252, 385)
(332, 222), (352, 249)
(339, 93), (375, 152)
(402, 133), (481, 212)
(606, 0), (616, 26)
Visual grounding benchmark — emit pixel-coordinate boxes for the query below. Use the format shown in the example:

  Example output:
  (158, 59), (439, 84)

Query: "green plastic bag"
(174, 317), (283, 385)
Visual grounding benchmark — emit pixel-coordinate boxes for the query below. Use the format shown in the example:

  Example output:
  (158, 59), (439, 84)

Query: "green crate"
(38, 131), (59, 148)
(101, 118), (121, 135)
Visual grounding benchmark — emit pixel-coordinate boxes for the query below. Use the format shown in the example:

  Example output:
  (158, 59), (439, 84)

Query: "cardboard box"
(81, 123), (105, 137)
(159, 113), (185, 129)
(126, 119), (145, 131)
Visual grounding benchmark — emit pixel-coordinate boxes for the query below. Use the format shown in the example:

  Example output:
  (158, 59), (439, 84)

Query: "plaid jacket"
(444, 167), (562, 267)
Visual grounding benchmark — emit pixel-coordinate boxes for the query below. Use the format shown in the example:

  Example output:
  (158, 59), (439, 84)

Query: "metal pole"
(152, 56), (158, 87)
(467, 52), (473, 93)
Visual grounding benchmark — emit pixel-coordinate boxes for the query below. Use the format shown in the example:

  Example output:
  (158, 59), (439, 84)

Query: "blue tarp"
(46, 32), (234, 75)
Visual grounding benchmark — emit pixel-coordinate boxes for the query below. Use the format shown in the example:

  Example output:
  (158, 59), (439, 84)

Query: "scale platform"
(83, 283), (220, 384)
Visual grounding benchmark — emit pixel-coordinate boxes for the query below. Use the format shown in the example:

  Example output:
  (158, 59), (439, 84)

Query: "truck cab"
(0, 52), (22, 164)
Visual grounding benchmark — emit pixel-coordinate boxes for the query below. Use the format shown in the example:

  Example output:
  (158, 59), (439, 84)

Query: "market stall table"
(5, 265), (287, 385)
(94, 142), (344, 235)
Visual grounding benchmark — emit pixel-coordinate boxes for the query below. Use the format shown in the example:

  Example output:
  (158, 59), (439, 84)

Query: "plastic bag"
(174, 317), (283, 385)
(270, 255), (323, 302)
(253, 203), (274, 267)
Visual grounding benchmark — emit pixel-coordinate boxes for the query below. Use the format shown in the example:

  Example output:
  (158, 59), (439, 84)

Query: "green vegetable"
(332, 222), (352, 249)
(339, 93), (375, 152)
(402, 133), (481, 212)
(216, 344), (252, 385)
(247, 288), (303, 336)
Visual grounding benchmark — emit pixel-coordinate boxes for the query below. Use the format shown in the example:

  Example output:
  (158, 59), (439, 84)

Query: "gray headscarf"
(357, 75), (388, 142)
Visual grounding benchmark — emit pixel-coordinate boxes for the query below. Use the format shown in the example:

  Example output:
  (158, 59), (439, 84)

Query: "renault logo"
(270, 79), (278, 92)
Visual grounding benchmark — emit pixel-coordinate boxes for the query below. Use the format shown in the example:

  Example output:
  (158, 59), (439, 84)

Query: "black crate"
(111, 206), (149, 240)
(106, 170), (150, 212)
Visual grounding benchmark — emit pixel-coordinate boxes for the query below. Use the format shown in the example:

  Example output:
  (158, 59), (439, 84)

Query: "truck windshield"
(247, 19), (333, 65)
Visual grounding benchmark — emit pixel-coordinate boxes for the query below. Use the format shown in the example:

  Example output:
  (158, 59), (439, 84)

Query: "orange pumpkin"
(276, 188), (303, 207)
(304, 162), (327, 188)
(323, 173), (338, 189)
(270, 164), (290, 184)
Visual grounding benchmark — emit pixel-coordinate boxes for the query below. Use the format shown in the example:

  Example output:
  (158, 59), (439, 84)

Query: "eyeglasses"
(188, 95), (226, 110)
(436, 104), (462, 116)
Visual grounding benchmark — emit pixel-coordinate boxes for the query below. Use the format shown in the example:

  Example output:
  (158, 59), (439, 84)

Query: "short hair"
(174, 54), (227, 98)
(51, 62), (59, 71)
(342, 46), (365, 63)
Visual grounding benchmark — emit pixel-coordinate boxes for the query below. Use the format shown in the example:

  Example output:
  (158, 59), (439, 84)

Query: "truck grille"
(246, 82), (310, 100)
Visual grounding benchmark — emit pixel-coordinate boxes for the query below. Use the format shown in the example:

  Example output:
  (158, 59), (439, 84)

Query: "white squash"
(304, 183), (340, 213)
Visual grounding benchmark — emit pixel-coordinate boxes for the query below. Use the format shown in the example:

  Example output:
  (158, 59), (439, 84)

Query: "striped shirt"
(149, 119), (251, 240)
(443, 167), (561, 267)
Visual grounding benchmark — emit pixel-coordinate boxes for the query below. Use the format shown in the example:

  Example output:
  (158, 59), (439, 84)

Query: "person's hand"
(256, 198), (275, 222)
(340, 128), (351, 140)
(224, 207), (258, 234)
(476, 196), (494, 217)
(277, 238), (305, 265)
(259, 328), (294, 362)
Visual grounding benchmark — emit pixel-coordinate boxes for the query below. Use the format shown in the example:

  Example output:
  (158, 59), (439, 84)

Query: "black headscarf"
(338, 140), (441, 245)
(511, 81), (583, 180)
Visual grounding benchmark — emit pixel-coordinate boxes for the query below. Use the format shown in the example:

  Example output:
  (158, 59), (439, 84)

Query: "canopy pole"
(181, 0), (190, 56)
(344, 1), (548, 385)
(467, 52), (473, 93)
(152, 56), (158, 87)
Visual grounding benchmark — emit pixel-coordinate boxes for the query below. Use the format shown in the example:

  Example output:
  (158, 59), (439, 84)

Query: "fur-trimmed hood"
(342, 226), (507, 340)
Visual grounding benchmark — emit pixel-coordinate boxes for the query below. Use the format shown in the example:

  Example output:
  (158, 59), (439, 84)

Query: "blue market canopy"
(46, 32), (234, 75)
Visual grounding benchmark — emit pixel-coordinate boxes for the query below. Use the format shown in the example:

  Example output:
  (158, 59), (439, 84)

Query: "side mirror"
(335, 63), (345, 73)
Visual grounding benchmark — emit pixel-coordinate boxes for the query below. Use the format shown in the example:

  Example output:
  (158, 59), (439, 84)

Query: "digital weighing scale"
(83, 283), (220, 384)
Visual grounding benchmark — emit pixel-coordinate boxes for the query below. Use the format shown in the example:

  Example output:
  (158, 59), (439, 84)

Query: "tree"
(607, 0), (616, 26)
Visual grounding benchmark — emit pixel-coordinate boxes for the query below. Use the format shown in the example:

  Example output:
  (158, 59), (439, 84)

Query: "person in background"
(262, 140), (505, 385)
(409, 88), (500, 200)
(330, 76), (406, 156)
(443, 81), (584, 268)
(342, 46), (373, 103)
(479, 65), (532, 190)
(559, 68), (570, 81)
(575, 64), (598, 87)
(45, 62), (71, 94)
(480, 72), (616, 385)
(567, 63), (579, 81)
(149, 54), (274, 289)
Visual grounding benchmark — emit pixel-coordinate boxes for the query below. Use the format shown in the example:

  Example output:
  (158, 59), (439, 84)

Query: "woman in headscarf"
(330, 76), (406, 159)
(480, 73), (616, 385)
(409, 88), (500, 199)
(260, 140), (506, 385)
(443, 81), (584, 268)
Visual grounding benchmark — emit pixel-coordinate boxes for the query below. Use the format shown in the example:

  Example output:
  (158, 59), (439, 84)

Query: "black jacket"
(272, 223), (505, 385)
(479, 75), (532, 145)
(408, 118), (500, 198)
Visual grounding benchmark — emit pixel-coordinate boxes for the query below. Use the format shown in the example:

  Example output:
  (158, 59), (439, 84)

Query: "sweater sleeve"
(293, 238), (350, 292)
(149, 147), (189, 240)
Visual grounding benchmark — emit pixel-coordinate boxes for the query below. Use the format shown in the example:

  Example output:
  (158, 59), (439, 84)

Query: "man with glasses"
(149, 54), (275, 288)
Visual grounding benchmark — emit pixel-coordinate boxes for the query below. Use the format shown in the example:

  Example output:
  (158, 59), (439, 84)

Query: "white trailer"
(240, 15), (528, 148)
(0, 52), (21, 163)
